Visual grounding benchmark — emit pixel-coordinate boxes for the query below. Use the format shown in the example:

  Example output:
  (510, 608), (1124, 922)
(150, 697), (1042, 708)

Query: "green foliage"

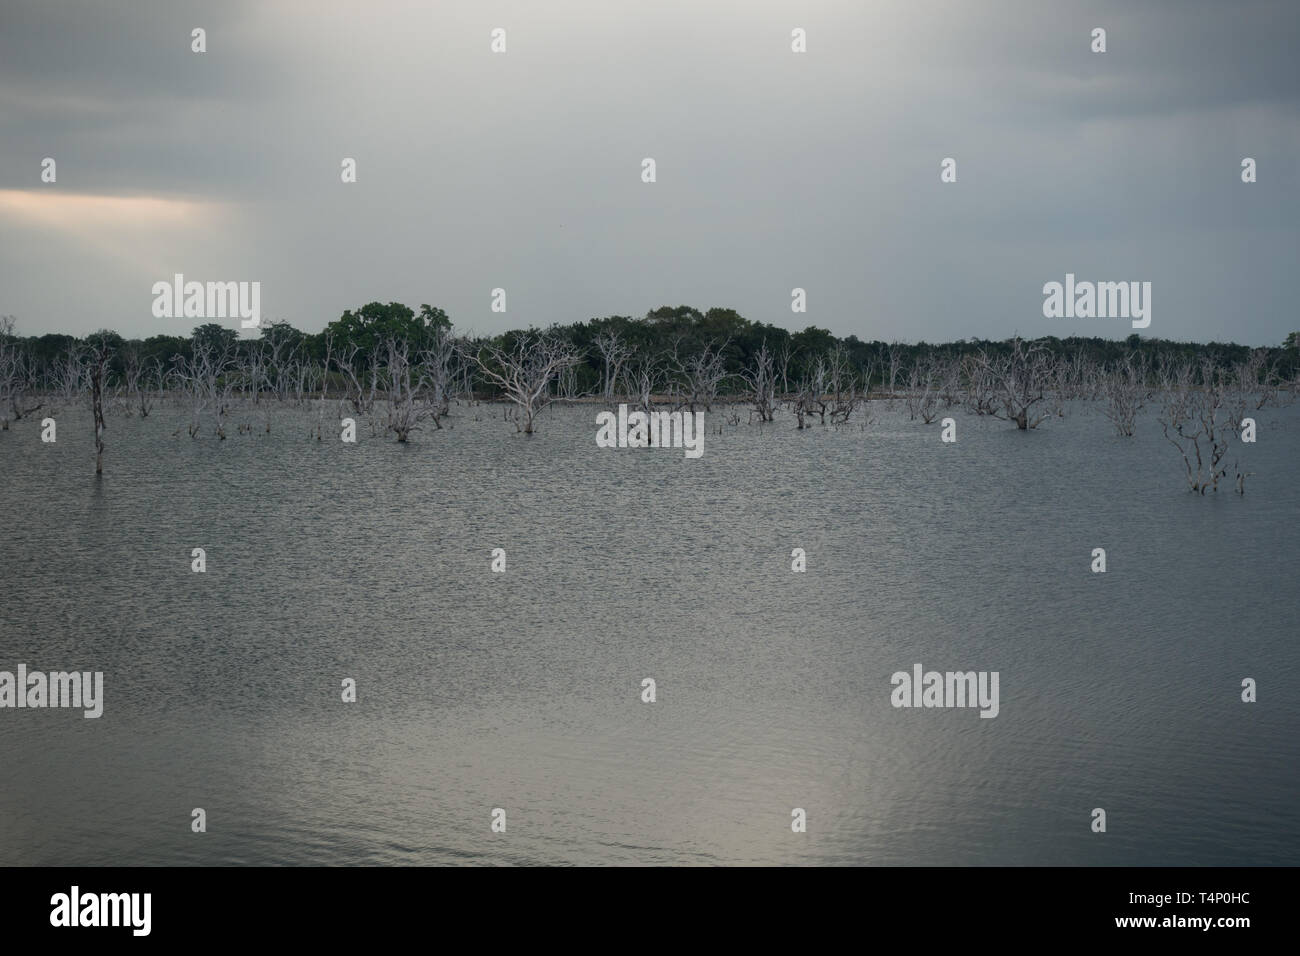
(322, 302), (451, 363)
(27, 333), (79, 366)
(191, 323), (238, 354)
(85, 329), (123, 354)
(258, 320), (302, 351)
(7, 302), (1298, 393)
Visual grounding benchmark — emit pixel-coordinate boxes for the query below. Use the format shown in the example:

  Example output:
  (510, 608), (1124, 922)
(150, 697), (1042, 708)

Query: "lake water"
(1, 399), (1297, 865)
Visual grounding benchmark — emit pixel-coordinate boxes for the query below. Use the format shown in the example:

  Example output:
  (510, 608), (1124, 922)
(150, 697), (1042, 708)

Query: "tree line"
(4, 301), (1298, 398)
(1, 304), (1297, 490)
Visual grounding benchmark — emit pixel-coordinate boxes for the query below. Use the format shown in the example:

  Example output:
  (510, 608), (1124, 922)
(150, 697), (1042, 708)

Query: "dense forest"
(4, 301), (1299, 393)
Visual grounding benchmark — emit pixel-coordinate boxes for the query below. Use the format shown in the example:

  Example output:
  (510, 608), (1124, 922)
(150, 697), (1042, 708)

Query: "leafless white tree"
(743, 341), (778, 423)
(309, 330), (334, 439)
(335, 343), (378, 416)
(886, 343), (904, 405)
(419, 326), (458, 420)
(556, 361), (583, 403)
(935, 355), (962, 409)
(1232, 349), (1283, 412)
(794, 350), (860, 427)
(787, 351), (826, 430)
(1067, 350), (1101, 401)
(1100, 354), (1147, 437)
(822, 345), (863, 423)
(904, 359), (940, 424)
(0, 317), (42, 428)
(243, 343), (269, 407)
(293, 356), (318, 407)
(474, 333), (581, 434)
(121, 346), (159, 418)
(266, 336), (297, 404)
(173, 343), (235, 439)
(52, 347), (87, 414)
(621, 348), (664, 416)
(673, 338), (730, 413)
(377, 336), (436, 441)
(859, 354), (878, 401)
(85, 340), (112, 474)
(1158, 360), (1245, 494)
(593, 329), (633, 406)
(961, 352), (998, 417)
(980, 338), (1052, 430)
(1047, 355), (1072, 419)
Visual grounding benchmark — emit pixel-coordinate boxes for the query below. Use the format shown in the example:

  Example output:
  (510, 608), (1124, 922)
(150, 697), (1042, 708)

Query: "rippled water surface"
(1, 400), (1297, 865)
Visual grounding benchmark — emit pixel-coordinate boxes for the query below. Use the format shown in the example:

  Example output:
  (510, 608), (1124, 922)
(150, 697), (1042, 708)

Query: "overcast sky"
(1, 0), (1296, 345)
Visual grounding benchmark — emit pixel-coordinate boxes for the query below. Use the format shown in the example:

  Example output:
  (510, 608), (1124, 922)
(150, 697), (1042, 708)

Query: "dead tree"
(1047, 355), (1072, 419)
(255, 349), (276, 433)
(266, 335), (296, 403)
(293, 355), (317, 407)
(858, 354), (878, 406)
(419, 326), (458, 420)
(774, 342), (794, 400)
(556, 362), (583, 404)
(981, 338), (1052, 430)
(795, 350), (860, 426)
(146, 358), (166, 416)
(935, 355), (962, 409)
(743, 341), (778, 423)
(0, 345), (29, 429)
(0, 318), (42, 428)
(85, 340), (113, 474)
(243, 342), (268, 406)
(593, 329), (633, 406)
(1158, 361), (1245, 494)
(673, 338), (730, 413)
(621, 348), (664, 416)
(315, 330), (335, 440)
(336, 343), (378, 416)
(456, 356), (477, 404)
(474, 333), (581, 434)
(121, 346), (158, 418)
(1233, 349), (1281, 412)
(823, 346), (863, 423)
(961, 352), (998, 416)
(1101, 354), (1146, 437)
(174, 343), (234, 439)
(800, 355), (828, 425)
(904, 359), (940, 424)
(337, 345), (373, 415)
(791, 369), (815, 429)
(1068, 350), (1101, 401)
(886, 344), (904, 404)
(53, 347), (86, 414)
(379, 336), (434, 441)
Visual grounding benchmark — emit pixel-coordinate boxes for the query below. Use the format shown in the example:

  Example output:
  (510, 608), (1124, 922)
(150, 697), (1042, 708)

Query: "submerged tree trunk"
(90, 351), (108, 474)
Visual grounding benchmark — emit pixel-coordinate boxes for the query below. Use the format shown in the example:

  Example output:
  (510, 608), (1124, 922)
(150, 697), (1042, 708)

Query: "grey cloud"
(0, 0), (1296, 345)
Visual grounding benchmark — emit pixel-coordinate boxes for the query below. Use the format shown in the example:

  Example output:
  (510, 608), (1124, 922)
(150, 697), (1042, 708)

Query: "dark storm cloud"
(0, 0), (1296, 345)
(0, 0), (284, 197)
